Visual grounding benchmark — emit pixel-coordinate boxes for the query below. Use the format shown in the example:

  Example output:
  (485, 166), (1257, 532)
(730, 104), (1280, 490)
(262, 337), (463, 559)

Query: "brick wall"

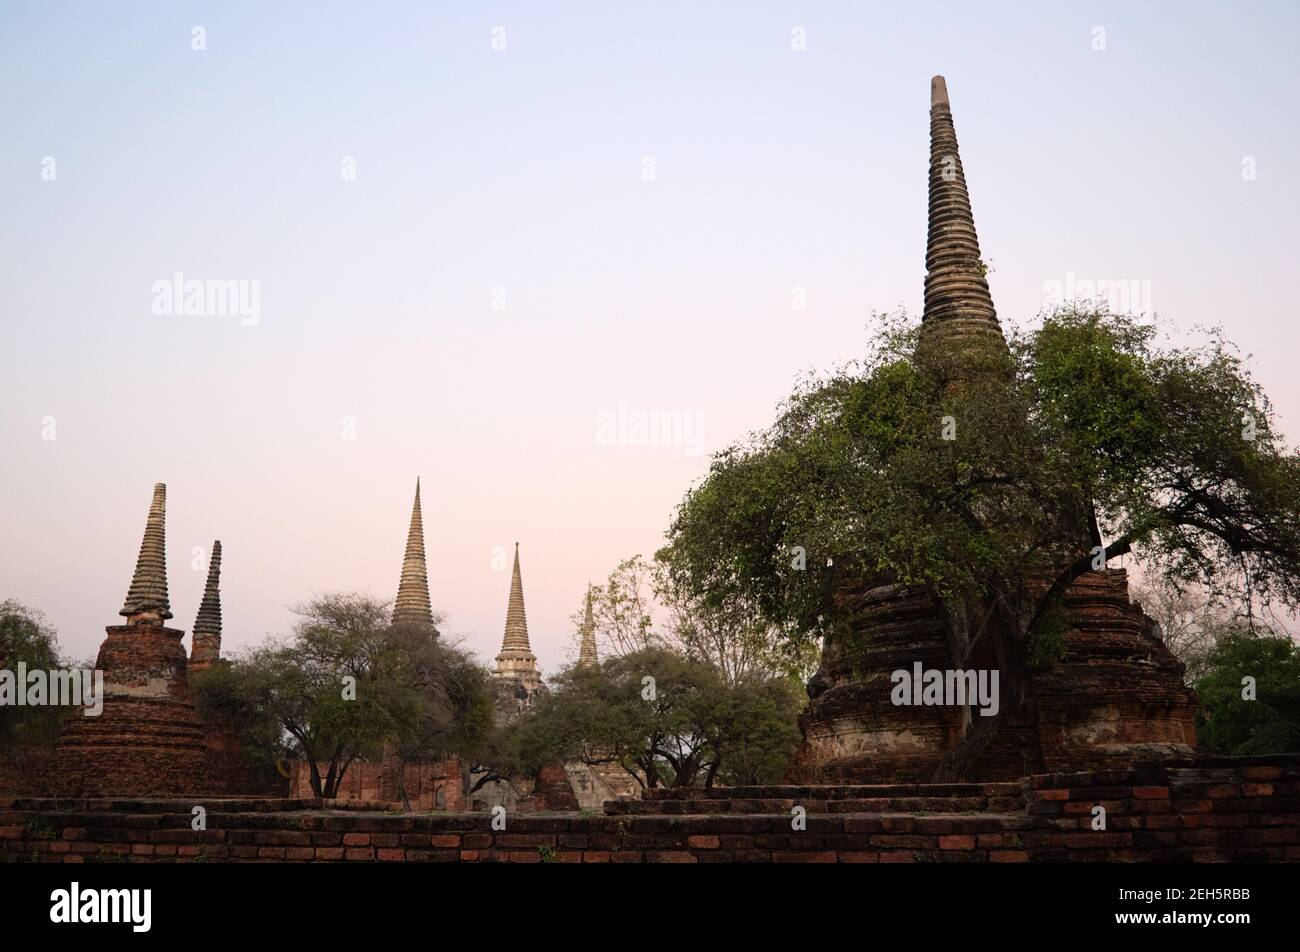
(288, 757), (463, 812)
(1, 755), (1296, 863)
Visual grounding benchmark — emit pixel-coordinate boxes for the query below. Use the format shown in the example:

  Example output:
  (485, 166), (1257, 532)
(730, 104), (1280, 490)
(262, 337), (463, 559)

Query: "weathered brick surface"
(798, 570), (1199, 782)
(1, 756), (1295, 863)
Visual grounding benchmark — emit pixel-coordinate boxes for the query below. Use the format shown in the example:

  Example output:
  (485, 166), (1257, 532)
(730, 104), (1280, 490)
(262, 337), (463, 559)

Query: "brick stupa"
(55, 483), (211, 795)
(796, 78), (1199, 782)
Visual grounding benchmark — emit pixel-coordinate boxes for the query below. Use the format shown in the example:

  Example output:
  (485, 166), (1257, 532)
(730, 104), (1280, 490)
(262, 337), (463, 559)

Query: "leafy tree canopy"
(663, 307), (1300, 710)
(0, 600), (71, 746)
(195, 593), (490, 800)
(1195, 631), (1300, 755)
(490, 649), (803, 789)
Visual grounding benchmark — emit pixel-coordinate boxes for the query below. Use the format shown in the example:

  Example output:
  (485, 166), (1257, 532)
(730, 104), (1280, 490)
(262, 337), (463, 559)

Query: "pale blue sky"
(2, 1), (1298, 671)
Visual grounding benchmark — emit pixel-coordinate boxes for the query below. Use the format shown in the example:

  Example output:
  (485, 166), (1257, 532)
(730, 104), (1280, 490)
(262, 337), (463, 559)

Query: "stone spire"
(190, 541), (223, 673)
(393, 479), (436, 632)
(501, 543), (531, 652)
(193, 541), (222, 636)
(922, 76), (1004, 357)
(493, 543), (541, 693)
(120, 482), (172, 623)
(577, 585), (598, 669)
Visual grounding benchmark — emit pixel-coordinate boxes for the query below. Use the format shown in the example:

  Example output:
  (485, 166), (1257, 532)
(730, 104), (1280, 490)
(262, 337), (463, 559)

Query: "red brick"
(376, 848), (405, 862)
(342, 833), (371, 846)
(1132, 786), (1169, 799)
(977, 834), (1021, 848)
(990, 850), (1029, 863)
(688, 835), (719, 849)
(939, 835), (976, 850)
(1244, 767), (1282, 781)
(772, 851), (836, 863)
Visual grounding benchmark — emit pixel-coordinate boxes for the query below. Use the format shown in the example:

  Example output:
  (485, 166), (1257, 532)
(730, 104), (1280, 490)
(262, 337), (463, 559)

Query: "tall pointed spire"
(491, 543), (543, 697)
(190, 541), (223, 673)
(393, 479), (435, 632)
(193, 541), (223, 636)
(120, 482), (172, 622)
(577, 584), (598, 669)
(501, 543), (531, 651)
(922, 76), (1003, 355)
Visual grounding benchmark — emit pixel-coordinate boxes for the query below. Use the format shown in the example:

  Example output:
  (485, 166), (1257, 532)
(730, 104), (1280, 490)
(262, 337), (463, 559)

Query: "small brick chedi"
(796, 77), (1198, 783)
(54, 484), (213, 796)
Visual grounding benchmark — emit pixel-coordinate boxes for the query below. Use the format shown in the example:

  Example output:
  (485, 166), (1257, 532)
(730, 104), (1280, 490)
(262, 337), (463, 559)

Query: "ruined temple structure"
(52, 483), (213, 795)
(490, 543), (544, 721)
(189, 540), (223, 676)
(796, 77), (1199, 783)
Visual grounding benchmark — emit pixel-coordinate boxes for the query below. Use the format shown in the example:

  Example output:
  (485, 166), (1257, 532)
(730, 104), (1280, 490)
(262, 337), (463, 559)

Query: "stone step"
(0, 796), (322, 814)
(609, 786), (1024, 816)
(642, 782), (1021, 800)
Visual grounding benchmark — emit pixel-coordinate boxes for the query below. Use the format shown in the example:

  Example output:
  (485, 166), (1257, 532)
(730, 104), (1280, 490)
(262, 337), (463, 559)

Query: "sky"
(2, 1), (1298, 672)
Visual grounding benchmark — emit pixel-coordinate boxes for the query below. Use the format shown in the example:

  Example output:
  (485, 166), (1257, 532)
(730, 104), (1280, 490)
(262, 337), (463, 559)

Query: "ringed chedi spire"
(54, 481), (211, 796)
(393, 479), (437, 633)
(190, 540), (223, 674)
(577, 584), (598, 669)
(922, 75), (1005, 359)
(120, 482), (172, 624)
(493, 543), (541, 688)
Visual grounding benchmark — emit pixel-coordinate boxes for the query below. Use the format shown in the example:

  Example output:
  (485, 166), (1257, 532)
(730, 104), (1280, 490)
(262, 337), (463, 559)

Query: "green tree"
(385, 626), (494, 811)
(0, 600), (72, 747)
(1195, 631), (1300, 755)
(198, 593), (491, 800)
(576, 555), (817, 686)
(491, 648), (802, 789)
(663, 307), (1300, 776)
(191, 660), (291, 788)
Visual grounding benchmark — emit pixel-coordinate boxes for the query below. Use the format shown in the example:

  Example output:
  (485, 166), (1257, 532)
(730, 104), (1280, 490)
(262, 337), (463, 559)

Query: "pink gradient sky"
(2, 2), (1298, 672)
